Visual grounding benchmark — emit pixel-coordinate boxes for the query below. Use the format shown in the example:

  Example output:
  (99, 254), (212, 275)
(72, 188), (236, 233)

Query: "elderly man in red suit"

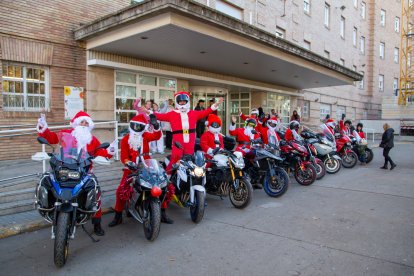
(108, 114), (167, 226)
(200, 114), (224, 158)
(36, 111), (115, 236)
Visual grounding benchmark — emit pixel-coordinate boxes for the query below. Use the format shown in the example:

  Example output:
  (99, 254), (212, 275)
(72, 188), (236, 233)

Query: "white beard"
(209, 126), (221, 134)
(128, 129), (143, 151)
(72, 126), (92, 151)
(244, 126), (254, 138)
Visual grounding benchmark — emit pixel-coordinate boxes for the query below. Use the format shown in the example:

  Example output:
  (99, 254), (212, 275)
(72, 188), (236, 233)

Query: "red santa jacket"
(285, 129), (294, 142)
(38, 128), (111, 158)
(356, 131), (366, 139)
(120, 131), (161, 164)
(257, 124), (280, 145)
(229, 127), (261, 148)
(200, 131), (224, 157)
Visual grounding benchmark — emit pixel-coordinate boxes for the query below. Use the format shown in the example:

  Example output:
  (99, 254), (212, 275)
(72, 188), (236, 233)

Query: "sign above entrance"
(64, 86), (85, 120)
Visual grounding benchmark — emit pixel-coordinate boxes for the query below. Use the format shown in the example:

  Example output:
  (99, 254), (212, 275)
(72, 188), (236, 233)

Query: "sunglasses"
(130, 122), (146, 132)
(211, 122), (220, 128)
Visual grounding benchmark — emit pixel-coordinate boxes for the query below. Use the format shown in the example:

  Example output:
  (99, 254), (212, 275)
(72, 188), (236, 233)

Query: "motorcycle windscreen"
(56, 132), (90, 164)
(319, 124), (336, 146)
(139, 159), (165, 183)
(194, 151), (205, 167)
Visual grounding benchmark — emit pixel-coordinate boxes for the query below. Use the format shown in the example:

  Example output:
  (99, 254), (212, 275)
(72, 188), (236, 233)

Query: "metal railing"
(0, 120), (119, 182)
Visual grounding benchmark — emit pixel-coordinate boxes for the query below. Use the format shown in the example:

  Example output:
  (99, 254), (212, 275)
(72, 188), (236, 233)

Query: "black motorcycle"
(205, 137), (253, 209)
(33, 134), (110, 267)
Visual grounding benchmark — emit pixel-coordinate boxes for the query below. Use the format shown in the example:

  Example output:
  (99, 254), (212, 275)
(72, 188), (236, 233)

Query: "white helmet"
(174, 91), (190, 113)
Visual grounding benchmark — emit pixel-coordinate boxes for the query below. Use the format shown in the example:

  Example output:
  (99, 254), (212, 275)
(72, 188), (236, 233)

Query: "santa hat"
(326, 119), (336, 128)
(250, 108), (259, 115)
(267, 116), (278, 125)
(130, 114), (148, 125)
(71, 111), (94, 130)
(206, 114), (222, 127)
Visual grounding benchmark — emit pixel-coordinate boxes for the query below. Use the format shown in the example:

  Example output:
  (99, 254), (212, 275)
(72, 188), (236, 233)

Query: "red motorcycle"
(278, 136), (317, 186)
(335, 133), (358, 168)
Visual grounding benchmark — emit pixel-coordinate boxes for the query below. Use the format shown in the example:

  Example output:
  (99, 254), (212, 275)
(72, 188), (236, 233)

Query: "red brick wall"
(0, 0), (130, 160)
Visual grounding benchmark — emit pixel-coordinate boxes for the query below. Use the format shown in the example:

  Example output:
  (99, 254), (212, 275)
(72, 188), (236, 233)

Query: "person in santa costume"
(108, 114), (171, 226)
(229, 116), (261, 152)
(200, 114), (224, 159)
(325, 118), (337, 136)
(284, 120), (302, 142)
(257, 116), (281, 145)
(37, 111), (115, 236)
(143, 91), (222, 220)
(238, 108), (259, 123)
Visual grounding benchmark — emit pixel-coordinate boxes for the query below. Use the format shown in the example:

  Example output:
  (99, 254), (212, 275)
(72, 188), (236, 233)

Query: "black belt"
(172, 129), (196, 135)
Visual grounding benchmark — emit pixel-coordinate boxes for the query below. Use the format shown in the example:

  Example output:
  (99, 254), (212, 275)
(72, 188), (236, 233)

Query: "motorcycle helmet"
(325, 119), (336, 129)
(206, 114), (222, 134)
(244, 118), (257, 128)
(129, 114), (148, 133)
(174, 91), (190, 113)
(266, 116), (278, 130)
(289, 120), (300, 130)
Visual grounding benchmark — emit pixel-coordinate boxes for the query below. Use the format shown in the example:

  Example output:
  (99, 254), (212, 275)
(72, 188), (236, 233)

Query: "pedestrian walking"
(379, 123), (396, 170)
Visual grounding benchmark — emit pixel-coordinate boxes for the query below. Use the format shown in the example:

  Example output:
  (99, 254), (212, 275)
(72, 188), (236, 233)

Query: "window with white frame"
(379, 74), (384, 91)
(340, 16), (345, 38)
(304, 0), (311, 14)
(336, 105), (346, 121)
(353, 27), (357, 46)
(379, 42), (385, 59)
(324, 50), (330, 59)
(216, 0), (243, 20)
(351, 107), (356, 120)
(361, 2), (366, 19)
(380, 9), (386, 26)
(2, 63), (49, 111)
(303, 40), (311, 50)
(324, 3), (330, 28)
(394, 47), (399, 63)
(359, 71), (365, 89)
(360, 36), (365, 54)
(276, 26), (286, 38)
(340, 58), (345, 66)
(395, 17), (400, 32)
(302, 100), (310, 120)
(320, 103), (331, 121)
(393, 78), (399, 96)
(354, 0), (358, 8)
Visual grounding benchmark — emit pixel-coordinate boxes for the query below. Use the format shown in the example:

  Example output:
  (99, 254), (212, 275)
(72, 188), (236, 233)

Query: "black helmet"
(289, 120), (300, 130)
(245, 118), (257, 128)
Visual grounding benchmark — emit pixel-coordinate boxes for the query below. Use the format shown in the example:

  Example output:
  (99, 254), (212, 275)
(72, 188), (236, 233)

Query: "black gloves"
(341, 114), (346, 120)
(149, 114), (160, 130)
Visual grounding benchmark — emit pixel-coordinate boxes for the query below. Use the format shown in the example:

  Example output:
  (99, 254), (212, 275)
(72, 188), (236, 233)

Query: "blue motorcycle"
(33, 133), (110, 267)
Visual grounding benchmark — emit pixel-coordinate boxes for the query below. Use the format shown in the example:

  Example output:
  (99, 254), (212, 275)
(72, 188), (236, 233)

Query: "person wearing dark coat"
(379, 123), (396, 170)
(195, 99), (206, 138)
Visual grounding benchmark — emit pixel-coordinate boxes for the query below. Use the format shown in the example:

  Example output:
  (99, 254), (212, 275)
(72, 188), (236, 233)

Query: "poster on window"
(64, 86), (85, 120)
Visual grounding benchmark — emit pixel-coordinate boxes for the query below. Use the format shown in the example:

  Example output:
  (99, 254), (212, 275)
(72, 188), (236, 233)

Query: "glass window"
(116, 85), (136, 98)
(302, 100), (310, 119)
(340, 16), (345, 38)
(393, 78), (399, 96)
(353, 27), (357, 46)
(394, 47), (399, 63)
(320, 103), (331, 121)
(116, 72), (136, 84)
(379, 42), (385, 59)
(324, 3), (330, 27)
(276, 26), (286, 38)
(139, 75), (157, 86)
(1, 63), (48, 111)
(395, 17), (400, 33)
(304, 0), (310, 14)
(216, 0), (243, 20)
(379, 75), (384, 91)
(380, 9), (386, 27)
(359, 71), (365, 89)
(360, 2), (366, 19)
(360, 36), (365, 54)
(337, 105), (346, 121)
(159, 78), (176, 89)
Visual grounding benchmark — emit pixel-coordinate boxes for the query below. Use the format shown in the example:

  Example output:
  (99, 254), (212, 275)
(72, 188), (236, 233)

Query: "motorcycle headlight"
(193, 167), (205, 177)
(68, 171), (80, 180)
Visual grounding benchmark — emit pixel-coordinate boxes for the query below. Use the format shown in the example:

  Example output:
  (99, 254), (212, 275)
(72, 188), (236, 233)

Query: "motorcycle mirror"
(174, 141), (183, 149)
(37, 137), (54, 151)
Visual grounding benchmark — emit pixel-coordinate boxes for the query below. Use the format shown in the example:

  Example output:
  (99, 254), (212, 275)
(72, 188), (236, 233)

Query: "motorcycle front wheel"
(324, 157), (341, 174)
(190, 190), (205, 223)
(342, 151), (358, 168)
(54, 212), (70, 268)
(229, 177), (253, 209)
(143, 198), (161, 241)
(315, 159), (326, 180)
(294, 164), (316, 186)
(263, 167), (289, 197)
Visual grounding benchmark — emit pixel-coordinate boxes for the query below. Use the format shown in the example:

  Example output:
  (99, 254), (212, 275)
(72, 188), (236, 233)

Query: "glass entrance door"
(191, 92), (227, 134)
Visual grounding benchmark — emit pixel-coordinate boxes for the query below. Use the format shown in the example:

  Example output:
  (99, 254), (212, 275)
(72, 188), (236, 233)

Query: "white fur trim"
(71, 116), (94, 131)
(211, 104), (218, 111)
(207, 148), (213, 155)
(180, 112), (190, 143)
(229, 124), (236, 131)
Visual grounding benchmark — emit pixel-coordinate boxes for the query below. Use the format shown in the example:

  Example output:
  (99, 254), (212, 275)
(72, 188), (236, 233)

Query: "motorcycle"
(205, 136), (253, 208)
(276, 131), (317, 186)
(123, 158), (168, 241)
(350, 131), (374, 164)
(335, 131), (358, 168)
(162, 141), (206, 223)
(32, 134), (110, 267)
(242, 137), (289, 197)
(301, 125), (342, 174)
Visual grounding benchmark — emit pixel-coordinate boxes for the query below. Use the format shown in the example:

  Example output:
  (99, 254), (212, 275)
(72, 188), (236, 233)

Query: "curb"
(0, 207), (114, 240)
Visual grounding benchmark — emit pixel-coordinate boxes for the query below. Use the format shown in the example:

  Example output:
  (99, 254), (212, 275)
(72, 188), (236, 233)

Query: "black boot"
(161, 209), (174, 224)
(380, 165), (388, 169)
(108, 211), (122, 227)
(390, 163), (397, 170)
(92, 218), (105, 236)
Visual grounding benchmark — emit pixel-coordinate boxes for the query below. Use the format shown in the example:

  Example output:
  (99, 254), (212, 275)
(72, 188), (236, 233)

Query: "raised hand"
(133, 98), (141, 112)
(36, 113), (48, 133)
